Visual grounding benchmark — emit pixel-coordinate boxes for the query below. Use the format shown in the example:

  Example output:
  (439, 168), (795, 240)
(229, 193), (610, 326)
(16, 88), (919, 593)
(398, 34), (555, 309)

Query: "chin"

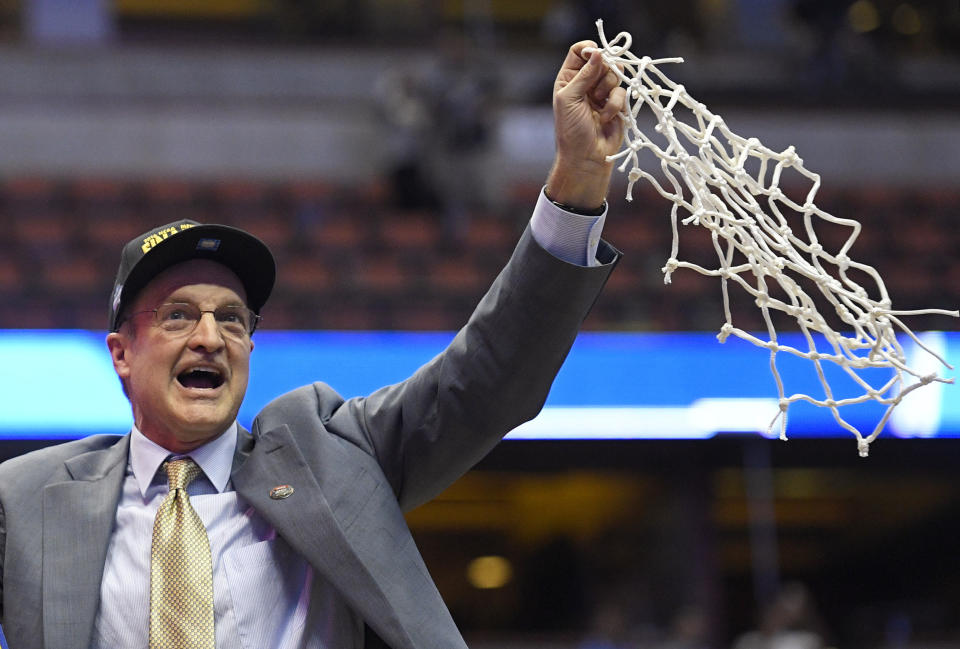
(176, 404), (236, 440)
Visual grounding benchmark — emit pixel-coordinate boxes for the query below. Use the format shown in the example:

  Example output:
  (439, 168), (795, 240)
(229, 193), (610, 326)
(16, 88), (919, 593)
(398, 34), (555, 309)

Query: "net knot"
(809, 243), (823, 254)
(814, 272), (838, 289)
(717, 323), (733, 343)
(662, 258), (678, 283)
(682, 210), (704, 226)
(869, 306), (888, 321)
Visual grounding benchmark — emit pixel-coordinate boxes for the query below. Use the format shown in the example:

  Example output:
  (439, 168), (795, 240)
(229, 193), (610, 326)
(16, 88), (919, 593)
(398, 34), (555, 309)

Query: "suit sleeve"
(328, 225), (619, 511)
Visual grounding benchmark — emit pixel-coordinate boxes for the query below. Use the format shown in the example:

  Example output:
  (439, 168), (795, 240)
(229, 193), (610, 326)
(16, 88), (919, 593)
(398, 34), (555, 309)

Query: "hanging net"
(591, 20), (958, 455)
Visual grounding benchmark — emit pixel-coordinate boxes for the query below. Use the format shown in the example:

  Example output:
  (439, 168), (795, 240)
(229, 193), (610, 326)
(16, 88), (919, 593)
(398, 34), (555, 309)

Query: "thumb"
(565, 50), (605, 97)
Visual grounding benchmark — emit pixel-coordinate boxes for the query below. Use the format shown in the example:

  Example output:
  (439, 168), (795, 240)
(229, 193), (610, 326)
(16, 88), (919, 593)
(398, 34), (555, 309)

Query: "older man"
(0, 43), (626, 649)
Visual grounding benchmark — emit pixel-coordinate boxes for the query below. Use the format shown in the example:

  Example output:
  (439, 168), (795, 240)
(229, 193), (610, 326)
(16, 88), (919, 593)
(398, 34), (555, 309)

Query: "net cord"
(591, 19), (958, 455)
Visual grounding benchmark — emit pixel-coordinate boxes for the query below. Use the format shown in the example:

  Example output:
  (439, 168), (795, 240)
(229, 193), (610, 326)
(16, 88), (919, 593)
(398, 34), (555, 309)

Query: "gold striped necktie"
(150, 457), (215, 649)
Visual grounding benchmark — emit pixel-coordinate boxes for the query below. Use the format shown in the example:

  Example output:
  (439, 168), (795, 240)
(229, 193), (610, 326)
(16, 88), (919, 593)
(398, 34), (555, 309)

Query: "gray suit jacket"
(0, 228), (618, 649)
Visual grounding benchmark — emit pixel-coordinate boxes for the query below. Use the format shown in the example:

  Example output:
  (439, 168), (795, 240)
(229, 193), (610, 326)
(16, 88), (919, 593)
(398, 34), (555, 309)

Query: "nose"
(188, 311), (225, 351)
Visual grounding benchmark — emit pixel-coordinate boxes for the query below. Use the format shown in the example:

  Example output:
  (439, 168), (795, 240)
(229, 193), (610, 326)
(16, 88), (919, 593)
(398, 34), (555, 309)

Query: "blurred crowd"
(1, 175), (957, 334)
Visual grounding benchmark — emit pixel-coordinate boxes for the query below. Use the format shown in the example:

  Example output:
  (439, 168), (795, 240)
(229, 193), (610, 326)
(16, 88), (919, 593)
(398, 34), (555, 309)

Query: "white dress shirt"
(92, 424), (363, 648)
(91, 191), (607, 646)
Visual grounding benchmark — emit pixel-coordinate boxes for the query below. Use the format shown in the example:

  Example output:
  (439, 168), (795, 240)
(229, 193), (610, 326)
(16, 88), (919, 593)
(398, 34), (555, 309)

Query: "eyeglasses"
(124, 302), (260, 338)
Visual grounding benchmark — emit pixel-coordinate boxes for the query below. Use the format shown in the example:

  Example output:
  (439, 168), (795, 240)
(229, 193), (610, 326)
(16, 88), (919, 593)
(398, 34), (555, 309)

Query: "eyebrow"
(163, 301), (246, 307)
(160, 295), (248, 310)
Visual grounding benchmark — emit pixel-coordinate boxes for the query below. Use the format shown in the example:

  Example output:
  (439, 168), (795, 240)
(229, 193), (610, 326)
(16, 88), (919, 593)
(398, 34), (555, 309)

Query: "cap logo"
(196, 238), (221, 252)
(140, 222), (195, 254)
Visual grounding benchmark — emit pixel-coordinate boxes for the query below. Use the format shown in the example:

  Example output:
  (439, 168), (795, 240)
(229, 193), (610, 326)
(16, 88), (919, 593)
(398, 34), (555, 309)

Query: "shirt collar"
(129, 421), (238, 497)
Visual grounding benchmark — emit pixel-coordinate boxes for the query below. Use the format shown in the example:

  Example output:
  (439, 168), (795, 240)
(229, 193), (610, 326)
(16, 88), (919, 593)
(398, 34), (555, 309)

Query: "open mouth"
(177, 368), (225, 390)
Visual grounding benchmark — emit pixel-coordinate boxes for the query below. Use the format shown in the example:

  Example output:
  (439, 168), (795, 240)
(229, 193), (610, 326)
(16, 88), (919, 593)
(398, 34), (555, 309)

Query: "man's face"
(106, 259), (255, 453)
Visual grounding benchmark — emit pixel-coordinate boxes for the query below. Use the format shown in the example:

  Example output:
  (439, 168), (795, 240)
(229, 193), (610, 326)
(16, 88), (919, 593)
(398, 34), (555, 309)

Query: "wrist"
(545, 157), (612, 212)
(545, 193), (606, 216)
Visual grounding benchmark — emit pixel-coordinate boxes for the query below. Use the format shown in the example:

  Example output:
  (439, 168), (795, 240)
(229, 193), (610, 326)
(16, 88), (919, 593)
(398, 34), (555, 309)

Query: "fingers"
(558, 41), (622, 109)
(557, 41), (602, 97)
(591, 66), (621, 107)
(560, 40), (598, 75)
(562, 49), (607, 100)
(598, 86), (626, 124)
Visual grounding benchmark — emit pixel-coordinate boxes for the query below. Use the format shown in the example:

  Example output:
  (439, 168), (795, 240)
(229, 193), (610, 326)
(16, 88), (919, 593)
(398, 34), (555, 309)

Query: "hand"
(546, 41), (627, 212)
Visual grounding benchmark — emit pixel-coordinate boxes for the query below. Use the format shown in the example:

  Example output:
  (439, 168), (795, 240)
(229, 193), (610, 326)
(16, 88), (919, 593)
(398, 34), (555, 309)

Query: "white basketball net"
(592, 20), (958, 456)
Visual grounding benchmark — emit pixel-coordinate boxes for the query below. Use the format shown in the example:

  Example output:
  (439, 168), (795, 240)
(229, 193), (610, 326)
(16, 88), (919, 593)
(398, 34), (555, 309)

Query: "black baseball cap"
(109, 219), (276, 332)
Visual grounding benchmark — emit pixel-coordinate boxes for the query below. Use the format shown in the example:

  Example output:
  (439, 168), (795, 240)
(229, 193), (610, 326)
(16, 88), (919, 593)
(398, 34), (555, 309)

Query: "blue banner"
(1, 330), (956, 441)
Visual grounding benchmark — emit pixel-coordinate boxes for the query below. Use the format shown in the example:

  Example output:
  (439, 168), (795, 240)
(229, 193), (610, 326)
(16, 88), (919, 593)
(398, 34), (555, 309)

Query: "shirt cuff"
(530, 187), (607, 267)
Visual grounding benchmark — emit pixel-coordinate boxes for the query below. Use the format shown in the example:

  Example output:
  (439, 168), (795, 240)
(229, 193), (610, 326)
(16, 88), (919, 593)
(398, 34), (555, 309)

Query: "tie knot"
(164, 457), (202, 492)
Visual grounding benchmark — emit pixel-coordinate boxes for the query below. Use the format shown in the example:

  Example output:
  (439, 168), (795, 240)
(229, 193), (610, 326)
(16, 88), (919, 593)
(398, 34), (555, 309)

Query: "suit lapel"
(42, 436), (129, 649)
(232, 425), (422, 649)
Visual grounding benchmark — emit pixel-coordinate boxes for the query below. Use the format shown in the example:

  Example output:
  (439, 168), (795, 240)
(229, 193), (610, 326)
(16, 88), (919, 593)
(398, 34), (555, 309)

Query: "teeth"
(187, 367), (220, 376)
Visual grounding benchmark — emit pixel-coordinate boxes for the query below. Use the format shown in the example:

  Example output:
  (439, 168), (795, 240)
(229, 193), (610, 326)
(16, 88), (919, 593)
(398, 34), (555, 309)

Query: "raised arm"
(319, 43), (627, 508)
(257, 42), (627, 511)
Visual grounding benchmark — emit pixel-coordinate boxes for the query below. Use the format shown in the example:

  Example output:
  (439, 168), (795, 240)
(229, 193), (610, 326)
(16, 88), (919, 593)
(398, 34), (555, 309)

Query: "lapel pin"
(270, 484), (294, 500)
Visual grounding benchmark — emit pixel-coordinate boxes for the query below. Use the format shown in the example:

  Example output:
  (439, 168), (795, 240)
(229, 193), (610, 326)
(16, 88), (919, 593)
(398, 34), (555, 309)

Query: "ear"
(106, 331), (132, 380)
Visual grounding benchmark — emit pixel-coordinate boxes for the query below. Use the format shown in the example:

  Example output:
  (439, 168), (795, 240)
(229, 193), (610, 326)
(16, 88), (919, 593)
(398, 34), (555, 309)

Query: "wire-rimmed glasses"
(123, 302), (260, 338)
